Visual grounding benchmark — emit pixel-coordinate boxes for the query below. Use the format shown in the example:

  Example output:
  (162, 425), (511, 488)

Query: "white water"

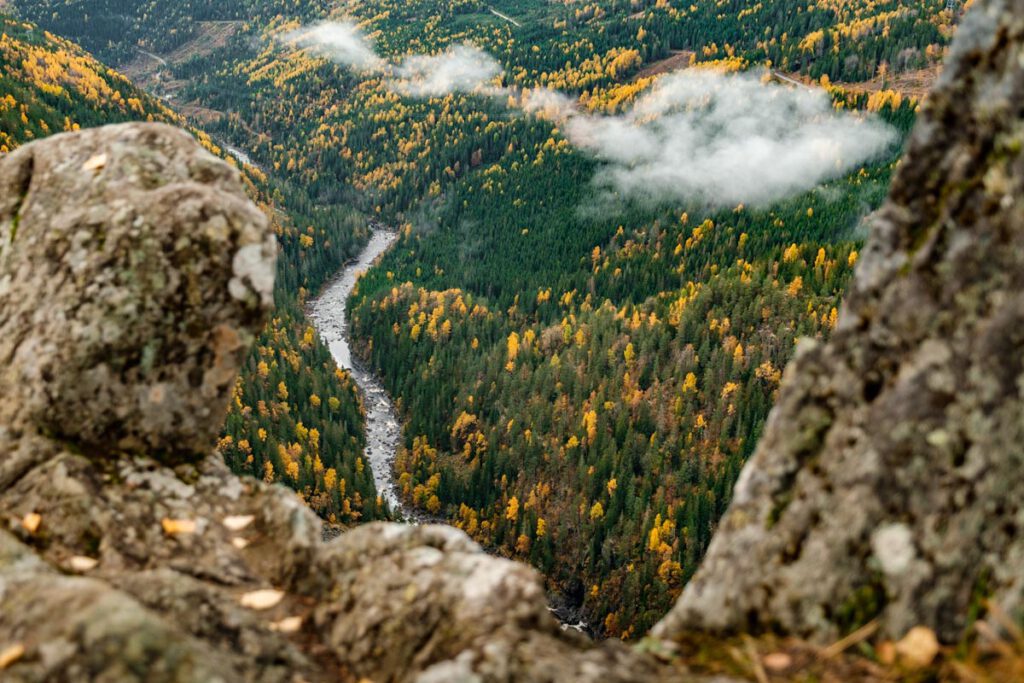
(226, 146), (255, 167)
(308, 229), (407, 516)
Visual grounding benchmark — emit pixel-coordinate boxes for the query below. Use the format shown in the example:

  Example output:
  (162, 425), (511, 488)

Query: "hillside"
(4, 0), (966, 635)
(0, 15), (179, 151)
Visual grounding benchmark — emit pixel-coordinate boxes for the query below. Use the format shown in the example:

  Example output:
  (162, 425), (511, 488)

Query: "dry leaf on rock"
(21, 512), (41, 534)
(269, 616), (303, 633)
(240, 589), (285, 610)
(162, 518), (197, 535)
(0, 643), (25, 669)
(68, 556), (99, 572)
(223, 514), (255, 531)
(82, 153), (108, 171)
(895, 626), (940, 668)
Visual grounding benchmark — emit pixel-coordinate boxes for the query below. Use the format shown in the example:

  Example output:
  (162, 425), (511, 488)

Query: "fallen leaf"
(0, 643), (25, 669)
(82, 153), (108, 171)
(231, 537), (249, 550)
(240, 589), (284, 610)
(21, 512), (41, 534)
(762, 652), (792, 672)
(876, 640), (896, 665)
(68, 556), (98, 572)
(895, 626), (940, 668)
(162, 518), (197, 535)
(269, 616), (303, 633)
(223, 514), (255, 531)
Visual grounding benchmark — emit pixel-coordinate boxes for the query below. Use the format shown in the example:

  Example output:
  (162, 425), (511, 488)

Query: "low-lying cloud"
(284, 22), (499, 96)
(528, 70), (897, 207)
(285, 21), (897, 207)
(390, 45), (503, 97)
(288, 22), (385, 72)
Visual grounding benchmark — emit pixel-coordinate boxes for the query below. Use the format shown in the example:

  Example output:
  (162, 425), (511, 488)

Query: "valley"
(2, 0), (961, 640)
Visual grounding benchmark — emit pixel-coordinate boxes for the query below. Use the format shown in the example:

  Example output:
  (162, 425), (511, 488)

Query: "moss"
(833, 579), (887, 634)
(956, 567), (992, 658)
(767, 405), (832, 528)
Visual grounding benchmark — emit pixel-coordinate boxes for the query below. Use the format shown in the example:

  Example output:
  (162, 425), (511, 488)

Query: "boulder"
(0, 123), (275, 460)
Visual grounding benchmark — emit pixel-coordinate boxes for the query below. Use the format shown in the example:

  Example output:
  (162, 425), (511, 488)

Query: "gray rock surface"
(655, 0), (1024, 645)
(0, 123), (275, 460)
(0, 123), (683, 682)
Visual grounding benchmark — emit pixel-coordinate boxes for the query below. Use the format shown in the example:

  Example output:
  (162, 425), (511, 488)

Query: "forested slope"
(0, 16), (178, 151)
(6, 0), (963, 634)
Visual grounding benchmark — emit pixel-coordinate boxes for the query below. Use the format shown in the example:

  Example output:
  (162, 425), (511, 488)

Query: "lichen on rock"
(0, 122), (275, 460)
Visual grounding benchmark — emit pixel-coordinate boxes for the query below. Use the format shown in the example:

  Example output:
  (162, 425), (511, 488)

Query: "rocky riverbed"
(307, 229), (409, 518)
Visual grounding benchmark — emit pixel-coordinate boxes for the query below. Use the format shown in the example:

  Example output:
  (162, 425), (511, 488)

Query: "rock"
(655, 0), (1024, 645)
(0, 447), (678, 681)
(0, 122), (274, 460)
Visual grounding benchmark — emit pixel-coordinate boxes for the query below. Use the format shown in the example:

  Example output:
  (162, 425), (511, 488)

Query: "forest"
(3, 0), (959, 636)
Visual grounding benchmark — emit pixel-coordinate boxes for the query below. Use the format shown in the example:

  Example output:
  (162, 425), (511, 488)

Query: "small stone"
(0, 643), (25, 669)
(223, 514), (255, 531)
(240, 589), (284, 610)
(162, 518), (197, 535)
(68, 556), (98, 572)
(21, 512), (41, 534)
(894, 626), (940, 668)
(231, 537), (249, 549)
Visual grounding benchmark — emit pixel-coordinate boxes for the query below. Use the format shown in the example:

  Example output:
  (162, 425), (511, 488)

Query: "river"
(309, 227), (590, 632)
(307, 229), (408, 518)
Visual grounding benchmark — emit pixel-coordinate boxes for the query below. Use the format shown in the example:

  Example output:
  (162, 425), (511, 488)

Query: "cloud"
(284, 21), (897, 207)
(390, 44), (503, 97)
(283, 22), (500, 97)
(520, 88), (577, 118)
(285, 21), (384, 72)
(530, 69), (897, 207)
